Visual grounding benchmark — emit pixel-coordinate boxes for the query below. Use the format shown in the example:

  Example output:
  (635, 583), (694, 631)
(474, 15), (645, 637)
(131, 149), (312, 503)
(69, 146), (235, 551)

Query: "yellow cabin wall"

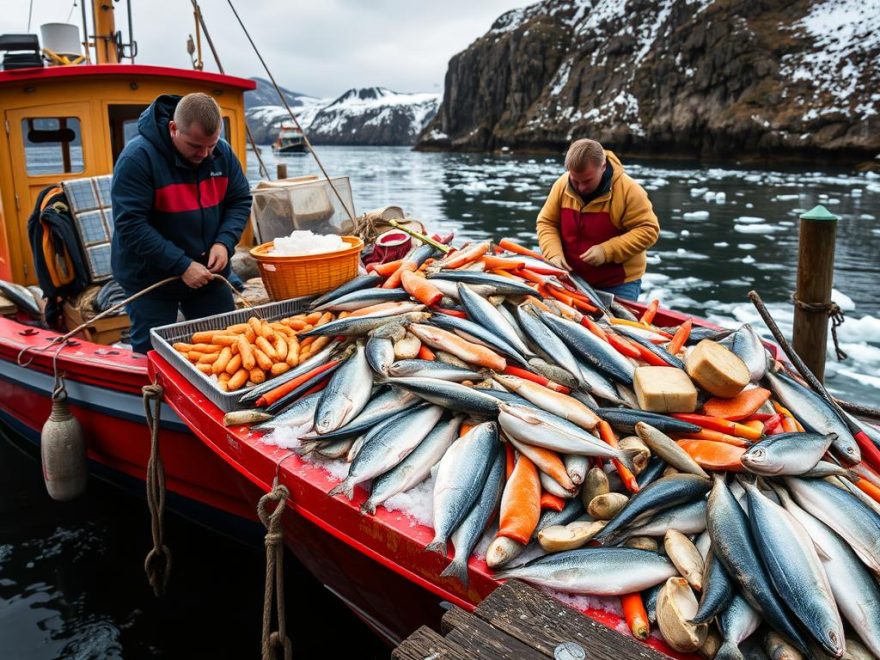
(0, 74), (249, 286)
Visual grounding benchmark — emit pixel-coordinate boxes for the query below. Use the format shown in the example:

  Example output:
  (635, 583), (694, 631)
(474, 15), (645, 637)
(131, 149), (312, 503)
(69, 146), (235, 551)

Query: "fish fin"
(295, 441), (319, 456)
(812, 538), (833, 561)
(360, 500), (377, 516)
(328, 479), (353, 499)
(425, 538), (448, 556)
(439, 558), (470, 587)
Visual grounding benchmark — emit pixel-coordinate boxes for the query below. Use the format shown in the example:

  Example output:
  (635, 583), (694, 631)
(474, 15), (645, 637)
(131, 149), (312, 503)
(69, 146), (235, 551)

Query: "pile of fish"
(218, 237), (880, 659)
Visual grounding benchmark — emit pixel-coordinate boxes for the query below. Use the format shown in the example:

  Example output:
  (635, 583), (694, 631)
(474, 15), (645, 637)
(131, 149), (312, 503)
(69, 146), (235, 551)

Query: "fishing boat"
(6, 4), (877, 659)
(272, 122), (306, 154)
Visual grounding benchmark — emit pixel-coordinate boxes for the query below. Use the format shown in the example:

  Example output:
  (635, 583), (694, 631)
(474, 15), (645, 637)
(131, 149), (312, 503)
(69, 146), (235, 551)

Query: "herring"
(740, 431), (836, 476)
(540, 312), (635, 385)
(313, 341), (373, 434)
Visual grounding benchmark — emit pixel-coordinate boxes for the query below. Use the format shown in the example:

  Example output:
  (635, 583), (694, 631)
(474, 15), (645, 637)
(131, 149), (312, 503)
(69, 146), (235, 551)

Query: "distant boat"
(272, 122), (306, 154)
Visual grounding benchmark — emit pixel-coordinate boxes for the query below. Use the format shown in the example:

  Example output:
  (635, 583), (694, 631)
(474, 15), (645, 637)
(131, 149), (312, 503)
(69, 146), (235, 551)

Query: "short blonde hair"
(565, 139), (606, 171)
(174, 93), (222, 135)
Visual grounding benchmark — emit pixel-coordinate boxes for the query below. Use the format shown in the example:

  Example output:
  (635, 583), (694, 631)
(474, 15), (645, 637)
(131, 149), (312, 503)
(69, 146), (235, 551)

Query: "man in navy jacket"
(111, 93), (251, 354)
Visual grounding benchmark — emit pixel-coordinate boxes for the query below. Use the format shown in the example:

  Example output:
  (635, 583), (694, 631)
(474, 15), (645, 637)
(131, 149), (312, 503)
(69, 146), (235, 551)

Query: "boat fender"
(41, 382), (87, 501)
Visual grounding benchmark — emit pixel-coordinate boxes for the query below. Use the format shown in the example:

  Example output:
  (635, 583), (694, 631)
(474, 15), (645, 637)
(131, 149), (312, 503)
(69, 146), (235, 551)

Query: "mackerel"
(496, 547), (677, 595)
(766, 371), (860, 464)
(625, 499), (707, 538)
(387, 359), (485, 382)
(299, 387), (419, 442)
(308, 273), (383, 309)
(692, 547), (735, 624)
(597, 409), (701, 436)
(365, 335), (396, 375)
(498, 402), (634, 466)
(427, 421), (499, 555)
(313, 341), (373, 434)
(300, 311), (430, 338)
(540, 312), (635, 385)
(515, 304), (580, 376)
(328, 404), (444, 500)
(743, 480), (844, 657)
(706, 475), (810, 653)
(740, 432), (836, 476)
(715, 593), (762, 660)
(575, 359), (632, 406)
(384, 377), (501, 416)
(362, 414), (462, 515)
(595, 474), (711, 542)
(441, 450), (506, 586)
(426, 270), (535, 296)
(311, 286), (409, 311)
(253, 391), (321, 432)
(784, 476), (880, 575)
(778, 487), (880, 658)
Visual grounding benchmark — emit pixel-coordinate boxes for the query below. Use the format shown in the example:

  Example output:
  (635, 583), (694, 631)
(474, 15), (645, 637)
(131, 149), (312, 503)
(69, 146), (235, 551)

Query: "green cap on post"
(800, 205), (839, 222)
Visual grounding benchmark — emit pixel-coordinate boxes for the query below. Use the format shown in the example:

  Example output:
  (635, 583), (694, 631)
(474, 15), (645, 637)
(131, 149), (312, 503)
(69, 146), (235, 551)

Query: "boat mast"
(91, 0), (119, 64)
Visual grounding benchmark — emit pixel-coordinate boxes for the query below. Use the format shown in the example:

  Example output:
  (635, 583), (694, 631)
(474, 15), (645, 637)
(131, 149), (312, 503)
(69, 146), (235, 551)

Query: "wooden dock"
(393, 580), (670, 659)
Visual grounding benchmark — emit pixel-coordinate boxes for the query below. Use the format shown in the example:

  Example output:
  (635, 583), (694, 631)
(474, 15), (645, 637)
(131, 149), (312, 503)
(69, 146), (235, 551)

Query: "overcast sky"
(5, 1), (529, 98)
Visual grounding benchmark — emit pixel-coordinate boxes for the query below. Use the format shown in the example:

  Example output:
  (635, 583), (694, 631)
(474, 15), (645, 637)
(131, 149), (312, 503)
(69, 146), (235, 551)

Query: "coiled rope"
(790, 293), (848, 360)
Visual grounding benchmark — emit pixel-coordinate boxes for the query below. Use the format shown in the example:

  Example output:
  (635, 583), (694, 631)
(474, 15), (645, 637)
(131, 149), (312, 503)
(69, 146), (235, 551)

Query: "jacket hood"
(605, 150), (625, 183)
(137, 94), (181, 158)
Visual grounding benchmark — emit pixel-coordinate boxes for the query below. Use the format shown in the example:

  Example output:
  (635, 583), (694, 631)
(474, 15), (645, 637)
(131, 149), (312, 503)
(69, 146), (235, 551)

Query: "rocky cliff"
(416, 0), (880, 161)
(245, 81), (439, 146)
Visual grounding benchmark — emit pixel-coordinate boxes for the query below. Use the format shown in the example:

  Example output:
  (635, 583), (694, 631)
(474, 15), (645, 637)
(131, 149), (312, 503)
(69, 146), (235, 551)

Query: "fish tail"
(328, 479), (352, 499)
(425, 537), (448, 556)
(295, 441), (319, 456)
(360, 499), (377, 516)
(713, 641), (745, 660)
(616, 449), (637, 475)
(439, 558), (469, 587)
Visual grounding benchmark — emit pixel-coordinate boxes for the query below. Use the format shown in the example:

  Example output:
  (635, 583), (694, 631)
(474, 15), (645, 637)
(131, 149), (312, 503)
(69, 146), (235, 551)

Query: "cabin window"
(222, 117), (231, 143)
(108, 104), (149, 164)
(21, 117), (84, 175)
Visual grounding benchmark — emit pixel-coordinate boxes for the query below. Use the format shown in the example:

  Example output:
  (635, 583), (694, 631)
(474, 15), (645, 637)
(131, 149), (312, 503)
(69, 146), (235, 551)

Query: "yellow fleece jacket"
(536, 151), (659, 283)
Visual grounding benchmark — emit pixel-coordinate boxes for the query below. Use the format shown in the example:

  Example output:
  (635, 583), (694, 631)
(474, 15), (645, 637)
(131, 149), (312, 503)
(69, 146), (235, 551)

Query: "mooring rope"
(258, 478), (293, 660)
(790, 293), (848, 360)
(142, 382), (171, 597)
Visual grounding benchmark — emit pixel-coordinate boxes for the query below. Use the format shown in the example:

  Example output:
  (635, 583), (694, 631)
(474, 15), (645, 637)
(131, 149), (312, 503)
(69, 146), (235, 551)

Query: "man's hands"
(579, 245), (606, 267)
(207, 243), (229, 273)
(547, 254), (572, 271)
(182, 261), (214, 288)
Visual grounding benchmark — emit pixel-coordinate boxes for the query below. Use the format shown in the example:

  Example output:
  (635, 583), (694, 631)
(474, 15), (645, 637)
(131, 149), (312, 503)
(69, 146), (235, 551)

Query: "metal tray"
(150, 297), (310, 412)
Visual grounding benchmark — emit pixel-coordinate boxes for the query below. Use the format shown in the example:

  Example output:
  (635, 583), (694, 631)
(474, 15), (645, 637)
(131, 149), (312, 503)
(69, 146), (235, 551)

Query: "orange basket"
(250, 236), (364, 300)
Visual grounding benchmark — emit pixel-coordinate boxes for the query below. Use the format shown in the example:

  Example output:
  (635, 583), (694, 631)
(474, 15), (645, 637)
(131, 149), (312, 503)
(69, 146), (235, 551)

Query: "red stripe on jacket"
(154, 176), (229, 213)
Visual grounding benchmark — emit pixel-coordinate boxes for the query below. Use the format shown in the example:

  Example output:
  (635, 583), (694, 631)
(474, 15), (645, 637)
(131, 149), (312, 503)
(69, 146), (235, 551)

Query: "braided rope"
(791, 293), (848, 360)
(258, 479), (292, 660)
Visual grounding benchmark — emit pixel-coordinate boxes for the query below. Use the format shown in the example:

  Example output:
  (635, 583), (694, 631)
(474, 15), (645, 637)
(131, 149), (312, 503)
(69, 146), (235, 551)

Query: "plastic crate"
(150, 297), (310, 412)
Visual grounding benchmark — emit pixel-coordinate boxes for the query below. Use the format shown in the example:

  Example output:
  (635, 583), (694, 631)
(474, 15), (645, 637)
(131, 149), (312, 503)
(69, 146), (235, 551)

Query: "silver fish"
(253, 391), (322, 432)
(313, 341), (373, 434)
(315, 437), (355, 459)
(328, 404), (444, 500)
(427, 421), (499, 555)
(564, 454), (589, 486)
(311, 286), (409, 311)
(626, 499), (707, 538)
(541, 312), (635, 385)
(457, 283), (532, 356)
(715, 593), (762, 660)
(515, 304), (583, 379)
(692, 547), (735, 625)
(778, 486), (880, 658)
(784, 476), (880, 575)
(707, 475), (810, 653)
(496, 547), (677, 595)
(766, 371), (860, 465)
(362, 414), (462, 515)
(386, 359), (484, 382)
(426, 270), (535, 296)
(539, 469), (575, 499)
(300, 311), (430, 337)
(743, 480), (844, 658)
(498, 402), (633, 466)
(636, 422), (710, 479)
(299, 387), (418, 442)
(365, 334), (396, 374)
(308, 273), (383, 309)
(384, 377), (500, 417)
(730, 323), (769, 382)
(575, 358), (629, 405)
(441, 450), (506, 586)
(741, 432), (836, 476)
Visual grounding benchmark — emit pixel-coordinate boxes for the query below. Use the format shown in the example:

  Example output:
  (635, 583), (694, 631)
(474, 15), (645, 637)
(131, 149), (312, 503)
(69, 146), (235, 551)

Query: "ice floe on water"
(683, 211), (709, 220)
(735, 216), (766, 223)
(741, 255), (756, 264)
(734, 223), (784, 233)
(738, 243), (757, 250)
(714, 241), (729, 247)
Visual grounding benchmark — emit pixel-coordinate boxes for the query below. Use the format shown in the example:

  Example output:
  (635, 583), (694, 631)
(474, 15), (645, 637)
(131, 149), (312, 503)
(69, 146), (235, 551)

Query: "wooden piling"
(276, 163), (288, 180)
(792, 205), (839, 383)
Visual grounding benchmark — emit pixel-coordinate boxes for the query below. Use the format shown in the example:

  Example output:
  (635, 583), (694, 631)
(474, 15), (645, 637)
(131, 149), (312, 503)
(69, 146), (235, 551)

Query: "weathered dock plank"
(394, 580), (671, 659)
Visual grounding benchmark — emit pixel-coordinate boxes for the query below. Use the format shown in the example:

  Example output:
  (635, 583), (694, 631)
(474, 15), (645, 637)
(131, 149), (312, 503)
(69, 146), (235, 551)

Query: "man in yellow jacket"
(537, 139), (659, 300)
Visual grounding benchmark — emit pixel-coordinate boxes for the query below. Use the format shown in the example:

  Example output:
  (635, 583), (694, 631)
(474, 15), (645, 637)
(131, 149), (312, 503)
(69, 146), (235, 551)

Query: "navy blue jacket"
(110, 94), (251, 293)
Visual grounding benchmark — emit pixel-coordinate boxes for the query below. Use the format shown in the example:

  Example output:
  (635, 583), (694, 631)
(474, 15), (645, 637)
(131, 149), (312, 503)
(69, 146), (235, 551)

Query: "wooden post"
(276, 163), (288, 180)
(792, 205), (839, 383)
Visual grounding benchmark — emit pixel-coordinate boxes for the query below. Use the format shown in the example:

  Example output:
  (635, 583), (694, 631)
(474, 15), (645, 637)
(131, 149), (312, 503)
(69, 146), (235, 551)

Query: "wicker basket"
(250, 236), (363, 300)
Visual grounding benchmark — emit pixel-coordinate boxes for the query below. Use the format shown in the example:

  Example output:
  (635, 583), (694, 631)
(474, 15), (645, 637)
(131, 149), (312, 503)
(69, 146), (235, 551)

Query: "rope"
(143, 383), (171, 597)
(791, 293), (848, 360)
(224, 0), (356, 223)
(258, 479), (292, 660)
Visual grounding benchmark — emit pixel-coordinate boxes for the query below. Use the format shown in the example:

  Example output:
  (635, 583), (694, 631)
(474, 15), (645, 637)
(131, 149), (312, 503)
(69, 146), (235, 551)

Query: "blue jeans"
(126, 279), (234, 354)
(597, 279), (642, 301)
